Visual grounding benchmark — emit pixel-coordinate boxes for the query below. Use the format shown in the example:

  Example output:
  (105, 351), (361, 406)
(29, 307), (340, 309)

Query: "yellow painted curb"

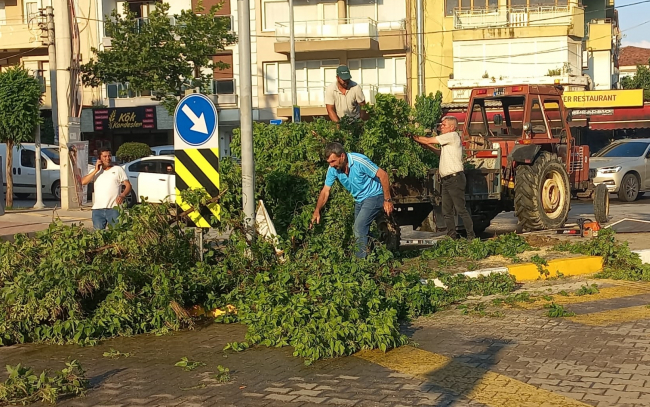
(507, 256), (603, 281)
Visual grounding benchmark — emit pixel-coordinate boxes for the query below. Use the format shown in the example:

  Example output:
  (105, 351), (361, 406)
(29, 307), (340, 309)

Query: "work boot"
(466, 233), (477, 241)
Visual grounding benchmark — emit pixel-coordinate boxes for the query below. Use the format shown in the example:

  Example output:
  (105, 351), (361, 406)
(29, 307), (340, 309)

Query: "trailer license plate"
(494, 88), (505, 96)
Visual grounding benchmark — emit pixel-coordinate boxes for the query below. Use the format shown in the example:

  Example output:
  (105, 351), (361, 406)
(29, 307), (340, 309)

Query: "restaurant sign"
(562, 89), (643, 109)
(93, 107), (157, 131)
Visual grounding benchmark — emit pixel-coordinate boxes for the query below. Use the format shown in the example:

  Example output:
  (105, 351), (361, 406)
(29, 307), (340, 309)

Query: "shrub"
(116, 142), (152, 162)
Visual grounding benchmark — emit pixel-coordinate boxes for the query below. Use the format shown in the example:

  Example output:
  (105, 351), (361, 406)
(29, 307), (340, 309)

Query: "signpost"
(173, 94), (221, 228)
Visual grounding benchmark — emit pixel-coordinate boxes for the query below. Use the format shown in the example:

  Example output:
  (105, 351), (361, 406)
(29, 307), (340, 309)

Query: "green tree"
(620, 63), (650, 101)
(0, 66), (43, 207)
(81, 1), (237, 114)
(414, 91), (444, 132)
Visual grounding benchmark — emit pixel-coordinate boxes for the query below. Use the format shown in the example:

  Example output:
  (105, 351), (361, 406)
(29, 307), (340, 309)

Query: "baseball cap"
(336, 65), (352, 80)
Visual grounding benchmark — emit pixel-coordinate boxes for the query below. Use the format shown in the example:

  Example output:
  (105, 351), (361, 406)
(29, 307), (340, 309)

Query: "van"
(0, 143), (62, 199)
(150, 145), (174, 156)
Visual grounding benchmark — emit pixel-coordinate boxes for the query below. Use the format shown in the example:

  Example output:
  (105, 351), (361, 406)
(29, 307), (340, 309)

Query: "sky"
(618, 0), (650, 48)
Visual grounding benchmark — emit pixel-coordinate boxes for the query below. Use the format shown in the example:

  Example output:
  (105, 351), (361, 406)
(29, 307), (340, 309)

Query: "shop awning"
(587, 104), (650, 131)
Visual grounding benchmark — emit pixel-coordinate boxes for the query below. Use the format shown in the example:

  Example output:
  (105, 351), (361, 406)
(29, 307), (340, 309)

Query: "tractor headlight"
(597, 166), (622, 174)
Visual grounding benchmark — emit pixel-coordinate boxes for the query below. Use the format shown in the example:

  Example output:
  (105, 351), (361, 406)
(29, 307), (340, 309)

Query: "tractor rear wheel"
(514, 152), (570, 232)
(593, 183), (610, 224)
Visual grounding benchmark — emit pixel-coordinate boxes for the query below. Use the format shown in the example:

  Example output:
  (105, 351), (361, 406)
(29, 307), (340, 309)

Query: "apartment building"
(256, 0), (408, 120)
(78, 0), (240, 157)
(0, 0), (52, 109)
(414, 0), (620, 103)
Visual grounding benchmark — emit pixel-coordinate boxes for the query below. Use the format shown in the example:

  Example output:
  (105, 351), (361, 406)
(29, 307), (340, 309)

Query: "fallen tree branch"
(173, 187), (228, 224)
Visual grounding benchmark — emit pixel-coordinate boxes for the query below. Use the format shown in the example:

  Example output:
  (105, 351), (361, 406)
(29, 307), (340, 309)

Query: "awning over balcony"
(586, 104), (650, 131)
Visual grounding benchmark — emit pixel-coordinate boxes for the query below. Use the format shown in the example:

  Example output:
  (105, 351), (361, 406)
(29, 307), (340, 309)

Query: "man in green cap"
(325, 65), (368, 122)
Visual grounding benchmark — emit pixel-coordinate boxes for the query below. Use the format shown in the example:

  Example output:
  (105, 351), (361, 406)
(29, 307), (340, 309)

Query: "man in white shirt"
(325, 65), (368, 122)
(81, 149), (132, 229)
(411, 116), (476, 240)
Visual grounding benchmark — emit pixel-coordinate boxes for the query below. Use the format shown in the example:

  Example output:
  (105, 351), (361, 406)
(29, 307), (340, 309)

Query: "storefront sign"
(563, 90), (643, 108)
(93, 107), (157, 131)
(571, 109), (614, 116)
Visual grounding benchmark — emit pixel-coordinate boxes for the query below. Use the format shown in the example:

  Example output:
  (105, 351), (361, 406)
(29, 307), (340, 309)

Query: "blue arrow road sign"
(174, 94), (218, 147)
(270, 119), (282, 125)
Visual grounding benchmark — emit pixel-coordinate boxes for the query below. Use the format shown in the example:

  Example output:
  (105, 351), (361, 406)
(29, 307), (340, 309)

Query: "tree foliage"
(620, 63), (650, 101)
(81, 1), (237, 114)
(0, 66), (43, 207)
(116, 142), (152, 162)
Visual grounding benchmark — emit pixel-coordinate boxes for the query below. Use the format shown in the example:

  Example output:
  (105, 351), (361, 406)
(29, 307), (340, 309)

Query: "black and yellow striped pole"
(173, 94), (220, 227)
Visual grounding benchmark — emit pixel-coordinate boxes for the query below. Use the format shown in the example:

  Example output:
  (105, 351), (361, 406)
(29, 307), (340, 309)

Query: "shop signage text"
(571, 109), (614, 116)
(93, 107), (157, 131)
(563, 90), (643, 108)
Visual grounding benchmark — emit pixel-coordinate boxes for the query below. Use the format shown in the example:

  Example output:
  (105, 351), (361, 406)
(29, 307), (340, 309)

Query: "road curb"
(507, 256), (603, 281)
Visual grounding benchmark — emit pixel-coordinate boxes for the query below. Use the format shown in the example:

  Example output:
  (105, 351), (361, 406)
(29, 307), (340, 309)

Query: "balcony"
(274, 18), (380, 54)
(452, 6), (584, 38)
(0, 23), (46, 50)
(104, 79), (237, 108)
(276, 84), (406, 116)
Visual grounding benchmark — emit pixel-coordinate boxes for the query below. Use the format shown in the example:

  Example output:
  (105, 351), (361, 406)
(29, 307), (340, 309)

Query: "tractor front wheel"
(514, 152), (571, 232)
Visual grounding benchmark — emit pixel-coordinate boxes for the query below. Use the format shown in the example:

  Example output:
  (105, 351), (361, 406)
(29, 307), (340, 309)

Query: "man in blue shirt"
(310, 142), (394, 258)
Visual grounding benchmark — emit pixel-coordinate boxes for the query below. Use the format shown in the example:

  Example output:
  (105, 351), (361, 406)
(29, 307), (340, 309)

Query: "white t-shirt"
(92, 166), (128, 210)
(437, 131), (464, 178)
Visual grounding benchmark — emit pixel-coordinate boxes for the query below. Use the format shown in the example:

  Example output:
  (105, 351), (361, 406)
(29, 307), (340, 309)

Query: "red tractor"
(385, 84), (609, 246)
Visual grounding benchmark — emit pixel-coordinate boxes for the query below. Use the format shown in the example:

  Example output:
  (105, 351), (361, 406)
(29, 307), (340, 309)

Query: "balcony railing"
(275, 18), (378, 42)
(106, 79), (237, 105)
(277, 84), (406, 107)
(453, 6), (578, 30)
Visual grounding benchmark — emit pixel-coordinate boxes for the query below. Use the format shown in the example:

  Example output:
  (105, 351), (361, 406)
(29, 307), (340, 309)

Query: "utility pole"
(45, 6), (59, 144)
(289, 0), (297, 109)
(53, 0), (75, 209)
(416, 0), (425, 96)
(237, 0), (256, 237)
(33, 125), (45, 209)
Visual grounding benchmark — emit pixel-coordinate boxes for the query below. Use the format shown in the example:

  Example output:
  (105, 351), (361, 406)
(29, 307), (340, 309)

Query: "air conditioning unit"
(102, 37), (112, 48)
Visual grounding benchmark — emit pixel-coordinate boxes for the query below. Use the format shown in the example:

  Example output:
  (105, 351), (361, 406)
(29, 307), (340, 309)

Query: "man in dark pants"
(411, 116), (476, 240)
(310, 142), (394, 258)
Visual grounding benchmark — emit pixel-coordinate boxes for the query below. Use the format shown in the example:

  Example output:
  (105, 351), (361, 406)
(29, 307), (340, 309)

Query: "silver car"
(590, 138), (650, 202)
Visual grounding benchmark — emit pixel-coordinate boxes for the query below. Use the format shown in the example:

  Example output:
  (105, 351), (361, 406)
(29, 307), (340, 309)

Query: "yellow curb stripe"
(355, 347), (589, 407)
(568, 305), (650, 326)
(516, 283), (650, 310)
(507, 256), (603, 281)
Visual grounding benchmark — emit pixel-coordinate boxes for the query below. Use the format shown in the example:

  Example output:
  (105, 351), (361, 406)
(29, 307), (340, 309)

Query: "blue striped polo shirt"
(325, 153), (383, 202)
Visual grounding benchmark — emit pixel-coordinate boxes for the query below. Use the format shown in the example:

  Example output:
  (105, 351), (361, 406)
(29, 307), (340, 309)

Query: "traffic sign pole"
(173, 94), (221, 228)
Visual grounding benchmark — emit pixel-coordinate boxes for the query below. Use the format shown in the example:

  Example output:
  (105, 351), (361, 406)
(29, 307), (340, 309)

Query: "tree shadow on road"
(89, 368), (127, 388)
(420, 338), (511, 406)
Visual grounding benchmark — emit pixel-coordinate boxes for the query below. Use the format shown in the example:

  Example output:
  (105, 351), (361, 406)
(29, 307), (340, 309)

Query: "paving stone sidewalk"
(2, 278), (650, 406)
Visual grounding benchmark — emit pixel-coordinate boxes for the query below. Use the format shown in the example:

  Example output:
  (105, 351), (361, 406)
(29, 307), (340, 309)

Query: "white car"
(122, 155), (175, 205)
(590, 138), (650, 202)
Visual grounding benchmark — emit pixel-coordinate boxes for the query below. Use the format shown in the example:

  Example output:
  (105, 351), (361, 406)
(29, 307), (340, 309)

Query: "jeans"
(353, 194), (385, 259)
(441, 172), (475, 239)
(92, 208), (119, 230)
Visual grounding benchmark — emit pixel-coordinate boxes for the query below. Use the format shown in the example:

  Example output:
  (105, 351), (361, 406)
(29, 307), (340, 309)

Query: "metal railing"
(453, 6), (578, 30)
(275, 18), (378, 42)
(277, 84), (406, 107)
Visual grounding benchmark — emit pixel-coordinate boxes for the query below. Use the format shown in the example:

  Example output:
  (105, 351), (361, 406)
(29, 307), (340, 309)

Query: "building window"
(263, 60), (339, 95)
(25, 1), (38, 24)
(107, 83), (151, 99)
(262, 0), (289, 31)
(0, 1), (6, 26)
(509, 0), (568, 7)
(447, 0), (500, 15)
(347, 57), (407, 88)
(348, 0), (406, 23)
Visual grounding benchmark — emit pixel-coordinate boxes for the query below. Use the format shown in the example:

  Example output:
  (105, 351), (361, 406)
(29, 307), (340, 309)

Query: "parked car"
(150, 145), (174, 156)
(0, 143), (62, 199)
(590, 138), (650, 202)
(122, 155), (175, 205)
